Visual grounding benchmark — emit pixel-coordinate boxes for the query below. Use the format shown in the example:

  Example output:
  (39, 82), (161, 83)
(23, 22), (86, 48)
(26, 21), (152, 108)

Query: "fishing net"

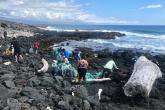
(52, 61), (75, 81)
(85, 72), (102, 79)
(52, 48), (103, 81)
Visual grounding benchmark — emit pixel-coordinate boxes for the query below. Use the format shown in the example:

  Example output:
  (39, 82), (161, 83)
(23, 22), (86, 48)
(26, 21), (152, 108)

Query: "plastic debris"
(3, 61), (12, 65)
(46, 106), (52, 110)
(98, 89), (103, 100)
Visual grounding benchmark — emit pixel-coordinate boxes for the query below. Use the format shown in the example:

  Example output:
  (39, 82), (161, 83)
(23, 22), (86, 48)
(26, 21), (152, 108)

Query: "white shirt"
(104, 60), (118, 70)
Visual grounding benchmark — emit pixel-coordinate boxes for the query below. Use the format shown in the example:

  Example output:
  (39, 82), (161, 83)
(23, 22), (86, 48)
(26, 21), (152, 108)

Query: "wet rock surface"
(0, 27), (165, 110)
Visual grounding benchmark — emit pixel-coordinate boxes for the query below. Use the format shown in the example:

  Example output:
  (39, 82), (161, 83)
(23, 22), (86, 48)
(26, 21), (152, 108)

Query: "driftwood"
(86, 78), (111, 82)
(72, 78), (111, 85)
(123, 56), (162, 97)
(37, 58), (49, 73)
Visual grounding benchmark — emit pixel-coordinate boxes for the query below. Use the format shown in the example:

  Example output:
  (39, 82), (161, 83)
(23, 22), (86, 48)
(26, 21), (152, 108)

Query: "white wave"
(88, 38), (165, 53)
(63, 30), (76, 32)
(45, 26), (57, 31)
(62, 29), (98, 32)
(43, 26), (68, 31)
(64, 29), (113, 32)
(110, 42), (135, 48)
(80, 29), (165, 40)
(117, 31), (165, 40)
(74, 29), (165, 40)
(99, 30), (113, 32)
(115, 36), (122, 40)
(43, 26), (115, 32)
(59, 29), (114, 32)
(42, 26), (76, 32)
(110, 42), (165, 53)
(87, 39), (110, 44)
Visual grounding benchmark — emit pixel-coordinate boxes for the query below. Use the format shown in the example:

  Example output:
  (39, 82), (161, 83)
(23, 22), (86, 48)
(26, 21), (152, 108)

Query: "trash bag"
(29, 47), (33, 53)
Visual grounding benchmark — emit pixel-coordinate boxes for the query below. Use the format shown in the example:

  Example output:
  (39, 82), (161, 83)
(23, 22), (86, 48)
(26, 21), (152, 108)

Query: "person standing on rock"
(72, 50), (81, 62)
(62, 48), (70, 59)
(77, 58), (88, 82)
(11, 37), (23, 62)
(32, 40), (40, 54)
(4, 31), (7, 38)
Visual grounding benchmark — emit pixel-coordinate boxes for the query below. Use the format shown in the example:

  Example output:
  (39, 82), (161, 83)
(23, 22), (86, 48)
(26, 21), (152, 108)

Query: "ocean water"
(45, 25), (165, 54)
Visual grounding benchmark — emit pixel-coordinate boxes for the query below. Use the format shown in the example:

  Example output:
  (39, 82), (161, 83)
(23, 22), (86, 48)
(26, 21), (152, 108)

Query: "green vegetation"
(0, 22), (8, 28)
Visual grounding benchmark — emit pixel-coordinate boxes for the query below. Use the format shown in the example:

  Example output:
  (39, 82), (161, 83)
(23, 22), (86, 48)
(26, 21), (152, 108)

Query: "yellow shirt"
(3, 48), (13, 56)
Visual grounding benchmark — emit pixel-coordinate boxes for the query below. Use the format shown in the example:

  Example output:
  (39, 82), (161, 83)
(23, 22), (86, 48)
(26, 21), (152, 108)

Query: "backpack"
(78, 61), (87, 69)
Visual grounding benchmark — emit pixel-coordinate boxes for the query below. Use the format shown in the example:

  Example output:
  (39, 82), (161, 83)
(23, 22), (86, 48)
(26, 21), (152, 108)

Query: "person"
(52, 47), (64, 62)
(4, 31), (7, 38)
(102, 59), (119, 78)
(32, 40), (40, 54)
(62, 56), (69, 64)
(3, 46), (13, 57)
(72, 50), (77, 61)
(77, 58), (88, 82)
(0, 31), (5, 39)
(62, 48), (70, 59)
(78, 51), (81, 60)
(72, 50), (81, 61)
(11, 37), (23, 62)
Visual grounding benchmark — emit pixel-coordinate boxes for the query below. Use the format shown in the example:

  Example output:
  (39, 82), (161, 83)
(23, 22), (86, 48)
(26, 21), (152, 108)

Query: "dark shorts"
(14, 49), (20, 56)
(78, 68), (87, 80)
(33, 48), (38, 50)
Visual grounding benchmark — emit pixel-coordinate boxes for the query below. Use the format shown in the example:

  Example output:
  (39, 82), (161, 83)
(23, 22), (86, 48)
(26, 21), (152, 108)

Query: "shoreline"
(58, 39), (165, 56)
(37, 27), (165, 55)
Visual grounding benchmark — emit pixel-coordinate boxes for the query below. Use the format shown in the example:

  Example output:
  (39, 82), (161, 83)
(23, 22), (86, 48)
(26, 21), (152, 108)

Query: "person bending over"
(102, 59), (119, 78)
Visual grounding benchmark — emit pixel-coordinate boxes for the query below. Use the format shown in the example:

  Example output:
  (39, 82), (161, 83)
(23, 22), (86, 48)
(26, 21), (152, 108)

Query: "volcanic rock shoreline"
(0, 22), (165, 110)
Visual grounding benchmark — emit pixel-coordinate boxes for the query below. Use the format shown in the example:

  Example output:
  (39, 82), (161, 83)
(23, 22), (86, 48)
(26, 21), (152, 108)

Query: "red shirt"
(33, 41), (40, 49)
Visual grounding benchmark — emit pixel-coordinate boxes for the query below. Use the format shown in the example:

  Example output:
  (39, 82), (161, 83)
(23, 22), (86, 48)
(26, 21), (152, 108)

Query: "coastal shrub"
(0, 22), (8, 28)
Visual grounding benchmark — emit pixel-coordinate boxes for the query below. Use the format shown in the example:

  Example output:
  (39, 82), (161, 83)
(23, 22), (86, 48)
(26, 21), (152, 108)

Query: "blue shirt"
(64, 49), (69, 59)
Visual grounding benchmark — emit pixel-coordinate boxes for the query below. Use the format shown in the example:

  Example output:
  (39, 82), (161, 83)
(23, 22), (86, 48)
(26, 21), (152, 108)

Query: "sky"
(0, 0), (165, 25)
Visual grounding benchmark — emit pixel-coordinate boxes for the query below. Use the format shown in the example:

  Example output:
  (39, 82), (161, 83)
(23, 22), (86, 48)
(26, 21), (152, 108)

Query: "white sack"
(37, 58), (49, 73)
